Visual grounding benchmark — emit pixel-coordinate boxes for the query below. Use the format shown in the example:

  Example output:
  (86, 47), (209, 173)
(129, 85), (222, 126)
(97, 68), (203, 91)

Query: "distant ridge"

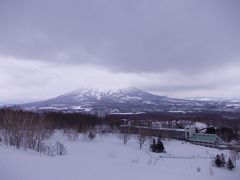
(19, 87), (240, 116)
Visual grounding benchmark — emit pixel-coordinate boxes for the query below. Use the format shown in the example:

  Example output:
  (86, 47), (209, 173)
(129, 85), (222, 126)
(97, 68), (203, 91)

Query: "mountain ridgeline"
(20, 87), (240, 116)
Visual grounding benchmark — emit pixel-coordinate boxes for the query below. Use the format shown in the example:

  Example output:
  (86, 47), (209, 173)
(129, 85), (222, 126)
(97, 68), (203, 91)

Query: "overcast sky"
(0, 0), (240, 103)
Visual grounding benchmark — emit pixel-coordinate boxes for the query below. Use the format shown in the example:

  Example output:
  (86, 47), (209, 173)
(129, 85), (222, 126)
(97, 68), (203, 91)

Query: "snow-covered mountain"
(20, 87), (170, 114)
(55, 87), (169, 103)
(20, 87), (240, 116)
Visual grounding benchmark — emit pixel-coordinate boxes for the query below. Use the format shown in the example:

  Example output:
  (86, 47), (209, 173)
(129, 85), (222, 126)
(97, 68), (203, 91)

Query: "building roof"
(189, 133), (223, 143)
(120, 125), (185, 132)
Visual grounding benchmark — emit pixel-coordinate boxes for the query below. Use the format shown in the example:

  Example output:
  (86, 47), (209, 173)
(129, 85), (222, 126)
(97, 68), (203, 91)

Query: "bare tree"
(1, 109), (30, 149)
(35, 117), (52, 152)
(119, 126), (132, 144)
(137, 133), (146, 149)
(0, 109), (52, 152)
(119, 132), (131, 144)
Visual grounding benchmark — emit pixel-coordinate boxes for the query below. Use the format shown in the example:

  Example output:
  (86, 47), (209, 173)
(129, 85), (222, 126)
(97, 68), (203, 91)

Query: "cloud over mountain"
(0, 0), (240, 103)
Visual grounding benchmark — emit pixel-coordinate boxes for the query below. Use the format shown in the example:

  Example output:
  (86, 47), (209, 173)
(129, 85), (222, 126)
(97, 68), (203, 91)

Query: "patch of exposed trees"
(0, 109), (104, 155)
(0, 109), (51, 151)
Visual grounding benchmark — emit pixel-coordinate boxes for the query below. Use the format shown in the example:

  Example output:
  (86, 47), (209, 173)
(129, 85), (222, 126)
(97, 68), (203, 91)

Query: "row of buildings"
(120, 119), (227, 149)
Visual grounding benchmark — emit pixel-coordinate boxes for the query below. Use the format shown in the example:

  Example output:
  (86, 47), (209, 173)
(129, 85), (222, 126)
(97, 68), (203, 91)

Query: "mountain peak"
(70, 86), (139, 93)
(63, 87), (143, 98)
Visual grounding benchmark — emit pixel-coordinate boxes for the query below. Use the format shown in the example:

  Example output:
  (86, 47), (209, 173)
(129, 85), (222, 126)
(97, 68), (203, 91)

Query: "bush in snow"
(88, 131), (96, 141)
(47, 145), (58, 156)
(38, 142), (56, 156)
(64, 129), (79, 141)
(38, 142), (49, 154)
(56, 141), (67, 156)
(38, 141), (67, 156)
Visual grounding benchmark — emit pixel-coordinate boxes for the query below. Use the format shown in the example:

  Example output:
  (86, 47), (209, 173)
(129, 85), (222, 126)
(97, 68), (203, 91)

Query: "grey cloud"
(1, 57), (240, 103)
(0, 0), (240, 74)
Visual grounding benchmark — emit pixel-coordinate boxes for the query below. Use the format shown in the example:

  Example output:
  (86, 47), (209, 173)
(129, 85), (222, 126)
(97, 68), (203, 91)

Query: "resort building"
(188, 133), (224, 148)
(120, 119), (226, 148)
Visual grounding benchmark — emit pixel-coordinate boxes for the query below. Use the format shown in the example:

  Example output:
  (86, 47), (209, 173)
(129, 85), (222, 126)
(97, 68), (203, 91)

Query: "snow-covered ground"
(0, 132), (239, 180)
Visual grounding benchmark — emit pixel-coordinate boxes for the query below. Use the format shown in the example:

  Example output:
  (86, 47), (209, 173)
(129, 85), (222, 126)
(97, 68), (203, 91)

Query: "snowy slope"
(0, 133), (239, 180)
(185, 97), (240, 103)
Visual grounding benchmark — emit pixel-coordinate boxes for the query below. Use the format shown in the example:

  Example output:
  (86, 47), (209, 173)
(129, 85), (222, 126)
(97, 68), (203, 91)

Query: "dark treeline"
(0, 108), (105, 132)
(44, 112), (104, 132)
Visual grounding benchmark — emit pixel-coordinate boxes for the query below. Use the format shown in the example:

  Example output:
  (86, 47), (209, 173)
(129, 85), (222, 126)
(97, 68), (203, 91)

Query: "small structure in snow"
(188, 133), (223, 148)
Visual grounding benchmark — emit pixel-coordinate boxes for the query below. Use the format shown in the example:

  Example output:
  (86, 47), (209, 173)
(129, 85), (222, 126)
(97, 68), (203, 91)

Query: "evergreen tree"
(150, 138), (165, 153)
(156, 140), (165, 152)
(215, 155), (222, 167)
(227, 158), (235, 170)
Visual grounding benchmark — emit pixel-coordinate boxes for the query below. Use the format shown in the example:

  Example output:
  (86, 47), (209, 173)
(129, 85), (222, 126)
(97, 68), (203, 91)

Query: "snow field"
(0, 132), (239, 180)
